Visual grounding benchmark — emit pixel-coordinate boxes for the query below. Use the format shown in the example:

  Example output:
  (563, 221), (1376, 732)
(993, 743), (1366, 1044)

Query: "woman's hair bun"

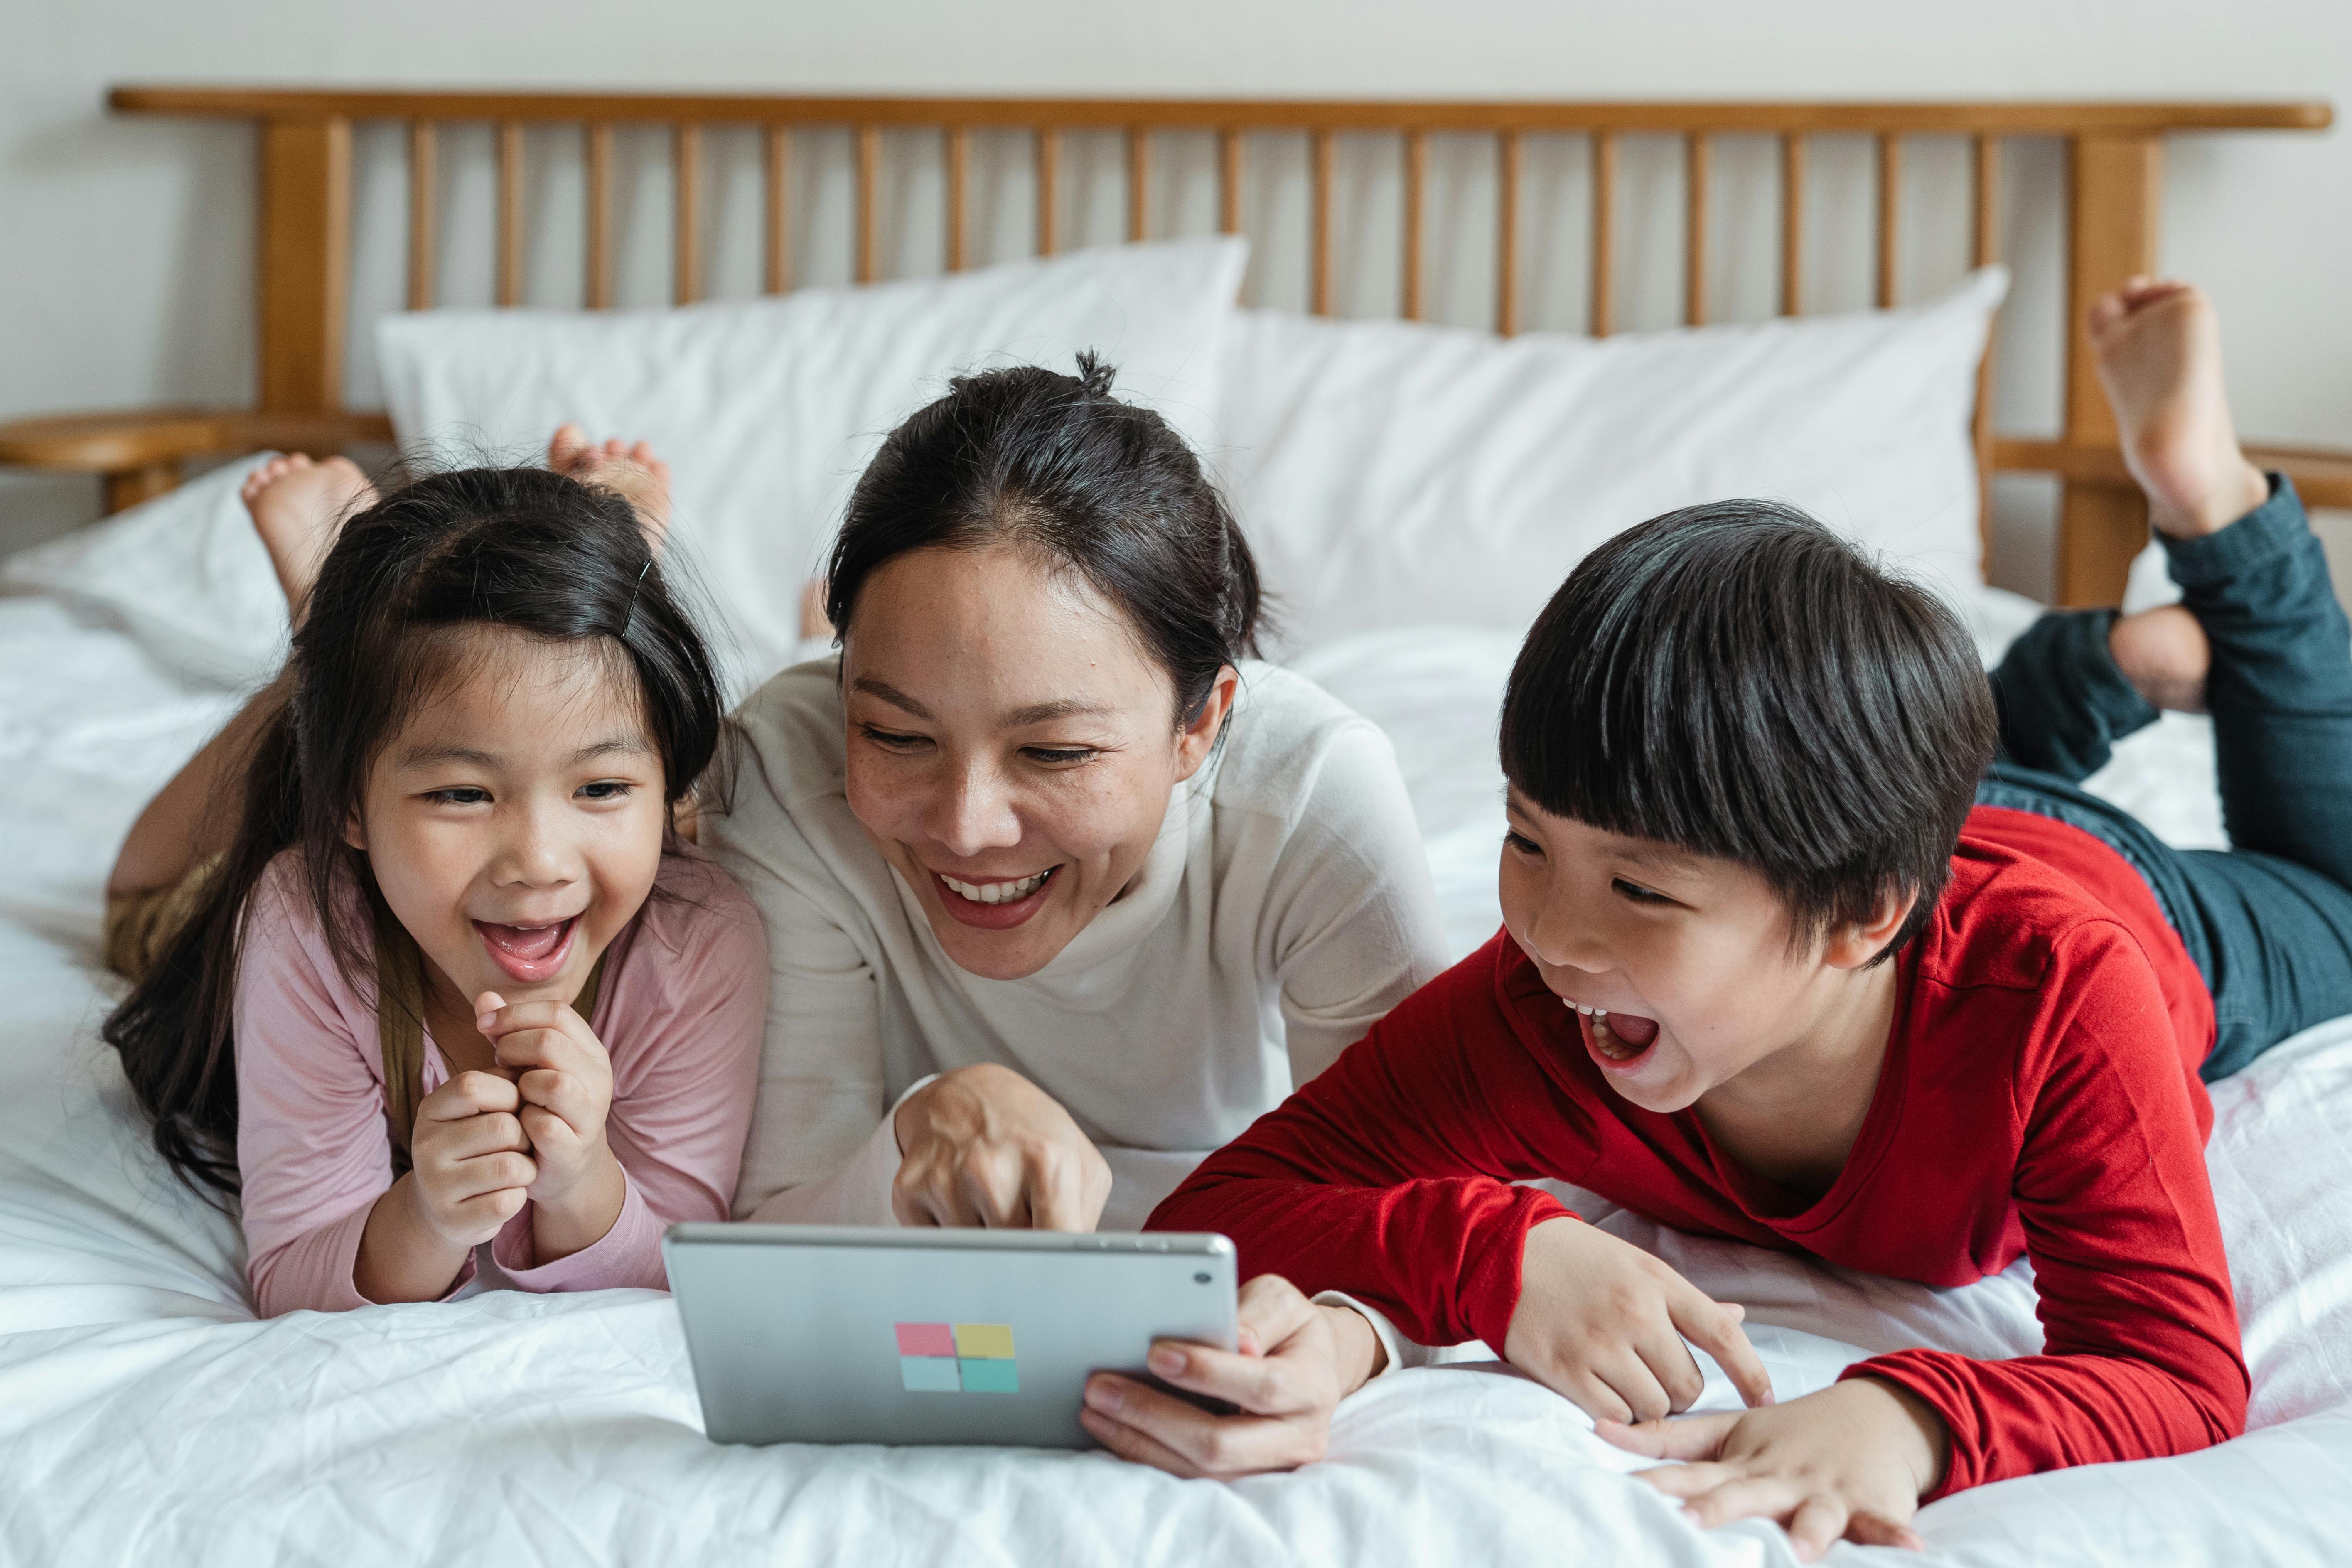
(1072, 349), (1118, 399)
(826, 351), (1265, 728)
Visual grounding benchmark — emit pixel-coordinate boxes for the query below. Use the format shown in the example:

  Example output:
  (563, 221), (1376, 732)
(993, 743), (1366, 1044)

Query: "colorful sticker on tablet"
(896, 1322), (1017, 1393)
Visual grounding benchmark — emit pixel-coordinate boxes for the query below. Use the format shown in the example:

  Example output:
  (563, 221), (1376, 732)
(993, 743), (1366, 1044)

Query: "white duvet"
(3, 591), (2349, 1567)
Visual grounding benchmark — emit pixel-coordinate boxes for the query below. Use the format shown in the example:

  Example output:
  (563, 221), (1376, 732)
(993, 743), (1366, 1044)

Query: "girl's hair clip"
(623, 556), (655, 636)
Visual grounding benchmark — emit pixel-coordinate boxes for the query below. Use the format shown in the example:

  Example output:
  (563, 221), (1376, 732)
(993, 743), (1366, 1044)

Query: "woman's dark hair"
(825, 352), (1262, 727)
(1499, 499), (1997, 961)
(105, 465), (723, 1196)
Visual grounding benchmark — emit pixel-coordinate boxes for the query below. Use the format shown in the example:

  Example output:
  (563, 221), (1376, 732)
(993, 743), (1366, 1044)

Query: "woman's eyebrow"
(1003, 698), (1111, 726)
(851, 676), (932, 719)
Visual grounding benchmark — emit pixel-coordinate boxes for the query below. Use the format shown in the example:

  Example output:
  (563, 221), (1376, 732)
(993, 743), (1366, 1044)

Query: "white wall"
(6, 0), (2349, 596)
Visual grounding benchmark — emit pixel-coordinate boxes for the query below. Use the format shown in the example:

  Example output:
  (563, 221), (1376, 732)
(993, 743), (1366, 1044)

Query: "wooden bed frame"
(3, 88), (2345, 606)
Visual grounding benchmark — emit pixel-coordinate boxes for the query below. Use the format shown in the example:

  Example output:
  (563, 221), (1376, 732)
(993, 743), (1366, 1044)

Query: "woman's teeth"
(941, 871), (1049, 906)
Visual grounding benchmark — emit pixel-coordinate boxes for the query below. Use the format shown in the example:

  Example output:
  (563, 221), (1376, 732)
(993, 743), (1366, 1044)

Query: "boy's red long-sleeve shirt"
(1150, 809), (2248, 1497)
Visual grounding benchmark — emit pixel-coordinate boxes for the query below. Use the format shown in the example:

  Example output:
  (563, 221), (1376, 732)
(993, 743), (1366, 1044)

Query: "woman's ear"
(1171, 665), (1241, 782)
(1824, 886), (1916, 971)
(343, 807), (368, 853)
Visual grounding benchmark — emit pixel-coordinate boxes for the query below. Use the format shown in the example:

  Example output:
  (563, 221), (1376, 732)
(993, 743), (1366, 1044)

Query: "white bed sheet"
(1, 592), (2347, 1567)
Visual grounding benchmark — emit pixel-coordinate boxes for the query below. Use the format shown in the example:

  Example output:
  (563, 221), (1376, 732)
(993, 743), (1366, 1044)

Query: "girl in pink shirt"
(103, 447), (766, 1315)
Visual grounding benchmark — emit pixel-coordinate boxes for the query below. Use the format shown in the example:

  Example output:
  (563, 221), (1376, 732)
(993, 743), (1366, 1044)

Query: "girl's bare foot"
(240, 454), (378, 623)
(2109, 604), (2209, 713)
(549, 423), (673, 549)
(2086, 279), (2269, 539)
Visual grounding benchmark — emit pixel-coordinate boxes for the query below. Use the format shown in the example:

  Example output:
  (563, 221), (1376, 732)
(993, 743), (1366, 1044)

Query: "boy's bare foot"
(549, 423), (672, 549)
(240, 453), (378, 624)
(2087, 279), (2269, 539)
(2109, 604), (2209, 714)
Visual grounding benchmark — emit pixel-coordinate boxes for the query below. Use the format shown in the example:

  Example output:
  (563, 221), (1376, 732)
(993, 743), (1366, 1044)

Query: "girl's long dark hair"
(103, 466), (723, 1197)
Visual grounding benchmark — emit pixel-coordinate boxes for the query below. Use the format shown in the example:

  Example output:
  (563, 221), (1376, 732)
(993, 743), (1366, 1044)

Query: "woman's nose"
(927, 762), (1023, 858)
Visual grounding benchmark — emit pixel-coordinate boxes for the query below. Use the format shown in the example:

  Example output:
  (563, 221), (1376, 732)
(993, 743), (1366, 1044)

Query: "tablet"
(664, 1224), (1239, 1448)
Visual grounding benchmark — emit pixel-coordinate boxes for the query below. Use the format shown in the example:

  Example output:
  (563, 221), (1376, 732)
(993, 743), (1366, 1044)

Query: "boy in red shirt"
(1085, 281), (2352, 1558)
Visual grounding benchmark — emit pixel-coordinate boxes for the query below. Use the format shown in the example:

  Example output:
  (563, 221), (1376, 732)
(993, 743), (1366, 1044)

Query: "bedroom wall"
(5, 0), (2349, 600)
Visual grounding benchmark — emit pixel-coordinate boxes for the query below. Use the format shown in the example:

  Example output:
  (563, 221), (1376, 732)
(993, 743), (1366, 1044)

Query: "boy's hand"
(1078, 1274), (1383, 1478)
(476, 991), (625, 1255)
(1507, 1217), (1773, 1422)
(1598, 1377), (1948, 1561)
(406, 1069), (538, 1248)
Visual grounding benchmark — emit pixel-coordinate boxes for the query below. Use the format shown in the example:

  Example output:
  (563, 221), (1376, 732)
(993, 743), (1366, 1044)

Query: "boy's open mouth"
(474, 915), (579, 985)
(1571, 1003), (1662, 1071)
(932, 866), (1058, 932)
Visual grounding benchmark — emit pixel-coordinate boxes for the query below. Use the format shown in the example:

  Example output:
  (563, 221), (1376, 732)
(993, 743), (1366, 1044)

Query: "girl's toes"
(547, 422), (589, 472)
(242, 454), (300, 502)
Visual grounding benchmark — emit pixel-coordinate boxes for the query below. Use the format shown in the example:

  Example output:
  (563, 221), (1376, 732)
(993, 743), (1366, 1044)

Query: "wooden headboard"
(3, 88), (2343, 607)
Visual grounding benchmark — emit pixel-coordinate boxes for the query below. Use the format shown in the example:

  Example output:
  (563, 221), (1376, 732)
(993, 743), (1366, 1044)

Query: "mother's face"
(840, 543), (1235, 982)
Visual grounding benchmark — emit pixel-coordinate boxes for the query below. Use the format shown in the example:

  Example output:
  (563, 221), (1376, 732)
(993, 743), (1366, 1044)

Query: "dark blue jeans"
(1981, 477), (2352, 1080)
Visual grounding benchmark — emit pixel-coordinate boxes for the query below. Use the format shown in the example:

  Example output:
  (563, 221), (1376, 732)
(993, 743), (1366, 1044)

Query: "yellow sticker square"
(953, 1322), (1015, 1359)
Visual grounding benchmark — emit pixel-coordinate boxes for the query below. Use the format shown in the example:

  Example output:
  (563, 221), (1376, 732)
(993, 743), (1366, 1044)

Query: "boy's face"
(1497, 788), (1869, 1114)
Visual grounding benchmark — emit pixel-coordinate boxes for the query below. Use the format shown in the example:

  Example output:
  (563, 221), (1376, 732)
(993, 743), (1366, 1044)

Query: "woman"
(710, 354), (1448, 1231)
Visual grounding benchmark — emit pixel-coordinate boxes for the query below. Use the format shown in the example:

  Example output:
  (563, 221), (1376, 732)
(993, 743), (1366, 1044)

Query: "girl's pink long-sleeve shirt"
(232, 847), (768, 1317)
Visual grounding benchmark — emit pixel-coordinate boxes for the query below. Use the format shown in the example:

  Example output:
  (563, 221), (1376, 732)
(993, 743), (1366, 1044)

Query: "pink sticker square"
(895, 1322), (955, 1357)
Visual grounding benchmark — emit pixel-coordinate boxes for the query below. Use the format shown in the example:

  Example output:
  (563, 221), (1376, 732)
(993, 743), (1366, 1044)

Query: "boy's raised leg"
(2093, 283), (2352, 890)
(1988, 280), (2317, 782)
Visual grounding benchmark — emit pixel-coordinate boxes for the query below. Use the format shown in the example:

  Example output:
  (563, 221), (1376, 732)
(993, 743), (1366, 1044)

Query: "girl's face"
(840, 543), (1234, 982)
(347, 628), (669, 1014)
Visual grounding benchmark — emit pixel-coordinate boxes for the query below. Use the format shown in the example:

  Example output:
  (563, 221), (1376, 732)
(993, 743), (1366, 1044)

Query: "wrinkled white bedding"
(2, 591), (2348, 1567)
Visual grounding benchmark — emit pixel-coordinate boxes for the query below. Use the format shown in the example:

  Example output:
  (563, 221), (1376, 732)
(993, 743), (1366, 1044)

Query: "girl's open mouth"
(932, 866), (1058, 931)
(1572, 1003), (1662, 1073)
(474, 914), (579, 985)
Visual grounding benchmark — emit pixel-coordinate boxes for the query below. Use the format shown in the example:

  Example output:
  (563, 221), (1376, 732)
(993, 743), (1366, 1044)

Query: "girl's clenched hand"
(406, 1068), (537, 1248)
(476, 990), (625, 1261)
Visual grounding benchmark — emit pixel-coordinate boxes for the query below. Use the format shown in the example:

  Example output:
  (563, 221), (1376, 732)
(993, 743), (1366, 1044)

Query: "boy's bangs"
(1499, 501), (1997, 955)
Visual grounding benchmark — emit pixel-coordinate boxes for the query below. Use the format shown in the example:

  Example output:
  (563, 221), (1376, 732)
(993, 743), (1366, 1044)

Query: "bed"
(3, 89), (2351, 1566)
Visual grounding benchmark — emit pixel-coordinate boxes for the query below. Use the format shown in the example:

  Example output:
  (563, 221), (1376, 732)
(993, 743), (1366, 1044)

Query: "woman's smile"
(930, 865), (1060, 929)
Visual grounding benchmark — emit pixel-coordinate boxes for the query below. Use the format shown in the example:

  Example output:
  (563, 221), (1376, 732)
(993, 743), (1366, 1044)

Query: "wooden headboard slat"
(8, 86), (2331, 607)
(108, 87), (2331, 134)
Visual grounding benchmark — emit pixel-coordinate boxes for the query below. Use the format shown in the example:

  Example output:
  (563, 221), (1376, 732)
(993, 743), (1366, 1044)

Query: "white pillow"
(378, 238), (1247, 690)
(2, 452), (287, 688)
(1214, 267), (2007, 651)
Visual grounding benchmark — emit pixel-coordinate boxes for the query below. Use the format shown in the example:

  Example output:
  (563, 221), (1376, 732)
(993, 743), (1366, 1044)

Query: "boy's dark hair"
(104, 466), (723, 1197)
(1499, 499), (1996, 961)
(826, 351), (1262, 729)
